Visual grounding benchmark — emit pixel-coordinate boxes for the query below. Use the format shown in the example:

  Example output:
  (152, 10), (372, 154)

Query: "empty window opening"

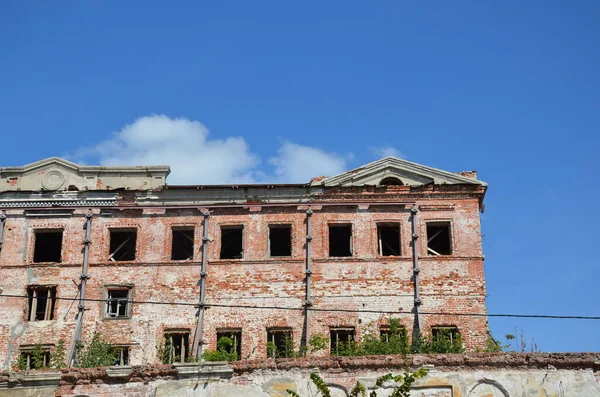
(426, 223), (452, 255)
(19, 345), (52, 370)
(431, 326), (461, 344)
(109, 230), (137, 261)
(163, 332), (190, 364)
(27, 286), (56, 321)
(266, 328), (293, 358)
(220, 226), (243, 259)
(380, 325), (407, 343)
(269, 225), (292, 257)
(330, 327), (355, 353)
(171, 228), (194, 260)
(105, 288), (131, 318)
(329, 224), (352, 257)
(380, 177), (403, 186)
(377, 224), (401, 256)
(216, 330), (242, 360)
(33, 230), (63, 263)
(113, 346), (130, 366)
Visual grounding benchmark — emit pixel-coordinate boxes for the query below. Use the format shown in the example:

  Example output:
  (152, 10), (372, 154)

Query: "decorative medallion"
(41, 169), (66, 190)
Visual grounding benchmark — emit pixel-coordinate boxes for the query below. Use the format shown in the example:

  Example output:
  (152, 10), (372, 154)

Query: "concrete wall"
(1, 353), (599, 397)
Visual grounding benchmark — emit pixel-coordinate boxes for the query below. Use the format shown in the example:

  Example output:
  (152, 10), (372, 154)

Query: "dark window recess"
(220, 226), (243, 259)
(163, 332), (189, 364)
(269, 225), (292, 257)
(330, 328), (355, 352)
(380, 177), (403, 186)
(114, 347), (130, 366)
(266, 329), (293, 358)
(20, 347), (51, 370)
(431, 326), (460, 344)
(27, 286), (56, 321)
(33, 231), (63, 263)
(171, 228), (194, 260)
(109, 230), (137, 261)
(329, 224), (352, 257)
(216, 330), (242, 359)
(105, 289), (130, 318)
(380, 326), (407, 343)
(377, 224), (401, 256)
(426, 223), (452, 255)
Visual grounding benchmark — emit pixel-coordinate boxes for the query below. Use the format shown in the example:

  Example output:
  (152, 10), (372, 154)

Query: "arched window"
(379, 177), (403, 186)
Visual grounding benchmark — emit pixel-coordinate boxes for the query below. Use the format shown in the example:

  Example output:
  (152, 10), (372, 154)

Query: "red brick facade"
(0, 157), (488, 368)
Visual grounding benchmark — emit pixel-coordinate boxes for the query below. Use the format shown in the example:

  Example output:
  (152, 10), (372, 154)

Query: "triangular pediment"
(312, 157), (486, 187)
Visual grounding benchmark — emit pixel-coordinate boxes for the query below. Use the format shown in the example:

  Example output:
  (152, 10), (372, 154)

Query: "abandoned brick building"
(0, 156), (488, 368)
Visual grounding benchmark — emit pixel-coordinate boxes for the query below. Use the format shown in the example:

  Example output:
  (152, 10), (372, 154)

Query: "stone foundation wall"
(1, 353), (598, 397)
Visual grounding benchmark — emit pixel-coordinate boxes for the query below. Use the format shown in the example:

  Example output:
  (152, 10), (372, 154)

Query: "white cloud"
(269, 142), (347, 183)
(369, 145), (403, 159)
(72, 115), (348, 185)
(73, 115), (259, 184)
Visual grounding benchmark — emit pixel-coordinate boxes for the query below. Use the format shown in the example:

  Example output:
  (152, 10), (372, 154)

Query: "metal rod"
(410, 206), (422, 335)
(66, 209), (93, 366)
(0, 211), (6, 253)
(192, 211), (210, 357)
(303, 208), (313, 348)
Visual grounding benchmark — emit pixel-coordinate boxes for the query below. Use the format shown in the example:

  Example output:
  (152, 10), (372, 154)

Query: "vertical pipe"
(303, 209), (313, 348)
(67, 209), (93, 366)
(193, 211), (210, 357)
(410, 206), (422, 335)
(0, 211), (6, 254)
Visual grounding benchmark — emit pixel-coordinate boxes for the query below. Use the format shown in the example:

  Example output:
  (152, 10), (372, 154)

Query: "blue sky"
(1, 2), (599, 352)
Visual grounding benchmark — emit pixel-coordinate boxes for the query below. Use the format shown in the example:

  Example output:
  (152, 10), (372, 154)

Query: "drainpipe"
(192, 211), (210, 357)
(67, 209), (93, 366)
(303, 208), (313, 348)
(410, 206), (422, 335)
(0, 211), (6, 254)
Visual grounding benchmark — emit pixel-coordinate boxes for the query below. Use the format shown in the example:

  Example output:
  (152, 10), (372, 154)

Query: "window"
(377, 224), (401, 256)
(33, 230), (63, 263)
(27, 286), (56, 321)
(431, 326), (460, 344)
(171, 227), (194, 260)
(220, 226), (243, 259)
(109, 229), (137, 261)
(329, 224), (352, 257)
(266, 328), (293, 358)
(163, 331), (189, 364)
(113, 346), (130, 366)
(380, 325), (407, 343)
(19, 345), (52, 370)
(269, 225), (292, 257)
(330, 327), (355, 352)
(216, 330), (242, 360)
(379, 177), (403, 186)
(426, 222), (452, 255)
(104, 287), (132, 318)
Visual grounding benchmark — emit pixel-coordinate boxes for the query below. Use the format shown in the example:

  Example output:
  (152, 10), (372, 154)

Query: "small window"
(104, 288), (131, 318)
(330, 327), (355, 352)
(431, 326), (461, 344)
(329, 224), (352, 257)
(266, 328), (293, 358)
(27, 286), (56, 321)
(269, 225), (292, 257)
(19, 345), (52, 370)
(216, 330), (242, 360)
(380, 177), (403, 186)
(380, 325), (407, 343)
(162, 331), (190, 364)
(426, 223), (452, 255)
(109, 229), (137, 261)
(33, 230), (63, 263)
(171, 228), (194, 260)
(377, 224), (401, 256)
(220, 226), (243, 259)
(113, 346), (130, 366)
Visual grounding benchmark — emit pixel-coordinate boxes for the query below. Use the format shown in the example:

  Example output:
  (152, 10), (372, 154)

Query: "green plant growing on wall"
(49, 339), (66, 369)
(78, 332), (118, 368)
(31, 344), (46, 370)
(308, 334), (329, 353)
(267, 334), (299, 358)
(158, 337), (174, 364)
(202, 336), (238, 361)
(286, 368), (428, 397)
